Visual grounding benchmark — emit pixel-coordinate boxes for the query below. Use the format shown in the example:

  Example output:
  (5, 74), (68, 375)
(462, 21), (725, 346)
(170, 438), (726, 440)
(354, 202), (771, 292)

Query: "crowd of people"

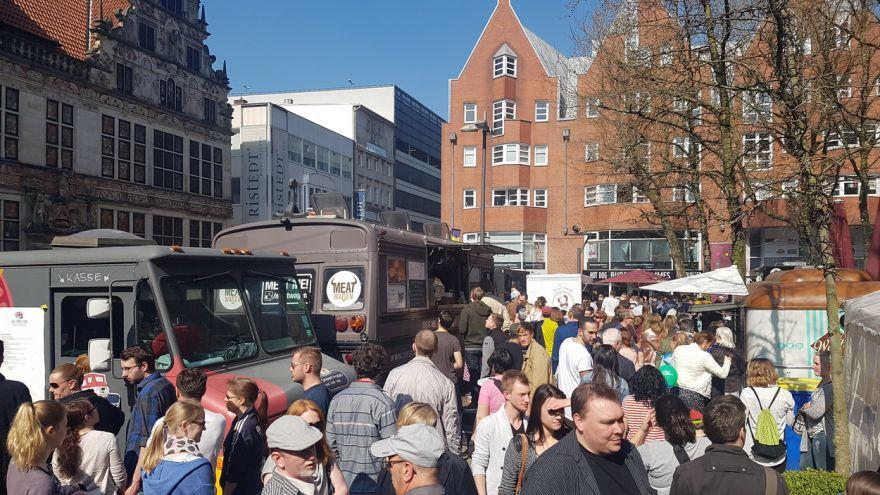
(0, 287), (878, 494)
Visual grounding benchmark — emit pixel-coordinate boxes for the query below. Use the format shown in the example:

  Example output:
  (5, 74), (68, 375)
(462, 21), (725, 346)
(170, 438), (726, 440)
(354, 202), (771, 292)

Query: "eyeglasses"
(384, 459), (407, 471)
(224, 394), (241, 401)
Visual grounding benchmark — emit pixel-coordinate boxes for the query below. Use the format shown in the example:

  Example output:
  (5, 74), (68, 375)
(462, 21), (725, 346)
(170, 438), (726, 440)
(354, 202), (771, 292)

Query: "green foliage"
(783, 469), (847, 495)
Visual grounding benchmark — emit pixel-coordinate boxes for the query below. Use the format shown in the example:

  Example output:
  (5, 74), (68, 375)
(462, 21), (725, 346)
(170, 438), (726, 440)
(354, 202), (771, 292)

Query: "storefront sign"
(355, 190), (366, 220)
(326, 270), (362, 308)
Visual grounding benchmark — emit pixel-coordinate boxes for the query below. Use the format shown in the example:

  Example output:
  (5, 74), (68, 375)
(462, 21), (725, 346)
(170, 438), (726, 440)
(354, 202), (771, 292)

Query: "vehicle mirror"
(86, 298), (111, 319)
(88, 338), (112, 372)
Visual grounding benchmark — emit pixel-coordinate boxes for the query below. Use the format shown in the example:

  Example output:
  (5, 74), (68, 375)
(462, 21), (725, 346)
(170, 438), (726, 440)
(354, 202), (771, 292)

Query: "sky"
(206, 0), (594, 120)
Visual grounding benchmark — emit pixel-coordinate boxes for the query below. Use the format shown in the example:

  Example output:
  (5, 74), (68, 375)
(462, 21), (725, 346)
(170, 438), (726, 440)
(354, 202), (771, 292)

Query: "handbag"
(514, 433), (529, 495)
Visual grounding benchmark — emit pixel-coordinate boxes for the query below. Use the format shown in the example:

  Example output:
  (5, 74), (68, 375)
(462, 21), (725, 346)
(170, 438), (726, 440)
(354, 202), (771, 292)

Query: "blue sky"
(206, 0), (593, 120)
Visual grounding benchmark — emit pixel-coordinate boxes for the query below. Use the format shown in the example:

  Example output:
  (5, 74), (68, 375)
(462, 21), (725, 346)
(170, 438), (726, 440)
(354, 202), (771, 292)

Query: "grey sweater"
(53, 429), (126, 495)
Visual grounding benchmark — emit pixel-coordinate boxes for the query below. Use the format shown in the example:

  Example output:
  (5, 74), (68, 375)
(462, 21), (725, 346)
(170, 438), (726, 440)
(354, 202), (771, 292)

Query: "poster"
(387, 284), (407, 310)
(325, 270), (362, 309)
(387, 258), (406, 283)
(407, 260), (425, 281)
(0, 308), (47, 401)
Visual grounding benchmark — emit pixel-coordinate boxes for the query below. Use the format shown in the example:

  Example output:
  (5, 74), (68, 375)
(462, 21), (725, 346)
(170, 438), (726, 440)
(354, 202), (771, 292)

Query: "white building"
(230, 101), (353, 223)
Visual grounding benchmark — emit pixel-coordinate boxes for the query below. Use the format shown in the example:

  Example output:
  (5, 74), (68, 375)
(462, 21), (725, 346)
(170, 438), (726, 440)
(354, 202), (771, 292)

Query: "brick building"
(0, 0), (232, 250)
(442, 0), (880, 279)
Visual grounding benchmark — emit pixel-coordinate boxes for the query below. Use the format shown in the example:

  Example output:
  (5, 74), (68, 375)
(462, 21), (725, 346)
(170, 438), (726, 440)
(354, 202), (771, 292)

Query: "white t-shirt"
(602, 296), (620, 315)
(556, 337), (593, 418)
(149, 408), (227, 468)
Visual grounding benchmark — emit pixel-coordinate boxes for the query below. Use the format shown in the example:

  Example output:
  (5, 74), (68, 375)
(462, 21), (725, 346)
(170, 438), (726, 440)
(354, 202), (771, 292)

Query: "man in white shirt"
(601, 292), (620, 316)
(556, 319), (595, 419)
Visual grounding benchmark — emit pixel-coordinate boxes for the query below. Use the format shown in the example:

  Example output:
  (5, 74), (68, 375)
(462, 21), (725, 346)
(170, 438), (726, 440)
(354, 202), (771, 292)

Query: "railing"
(0, 32), (89, 80)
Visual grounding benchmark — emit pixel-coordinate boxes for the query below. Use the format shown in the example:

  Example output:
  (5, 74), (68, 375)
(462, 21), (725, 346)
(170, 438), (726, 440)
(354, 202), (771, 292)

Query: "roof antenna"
(242, 84), (250, 93)
(347, 79), (355, 87)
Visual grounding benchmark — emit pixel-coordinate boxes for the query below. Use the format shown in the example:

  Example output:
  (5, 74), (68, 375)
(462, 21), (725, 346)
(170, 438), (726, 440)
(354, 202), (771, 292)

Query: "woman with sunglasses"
(261, 399), (349, 495)
(141, 400), (213, 495)
(499, 384), (570, 495)
(220, 377), (266, 495)
(53, 399), (126, 494)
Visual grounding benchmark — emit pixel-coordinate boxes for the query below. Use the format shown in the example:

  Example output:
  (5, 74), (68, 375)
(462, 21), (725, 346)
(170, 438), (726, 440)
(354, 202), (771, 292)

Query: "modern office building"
(0, 0), (233, 249)
(233, 86), (444, 231)
(230, 101), (354, 223)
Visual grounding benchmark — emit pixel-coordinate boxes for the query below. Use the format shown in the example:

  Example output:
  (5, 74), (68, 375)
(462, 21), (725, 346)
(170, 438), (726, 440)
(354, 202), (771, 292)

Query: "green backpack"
(748, 386), (787, 461)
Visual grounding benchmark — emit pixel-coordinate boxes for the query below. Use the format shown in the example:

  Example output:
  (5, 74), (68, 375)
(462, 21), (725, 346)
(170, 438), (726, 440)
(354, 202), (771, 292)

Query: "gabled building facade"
(0, 0), (232, 249)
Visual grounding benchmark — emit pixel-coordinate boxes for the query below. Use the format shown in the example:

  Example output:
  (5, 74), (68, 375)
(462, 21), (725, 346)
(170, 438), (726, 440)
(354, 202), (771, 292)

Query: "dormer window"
(493, 54), (516, 78)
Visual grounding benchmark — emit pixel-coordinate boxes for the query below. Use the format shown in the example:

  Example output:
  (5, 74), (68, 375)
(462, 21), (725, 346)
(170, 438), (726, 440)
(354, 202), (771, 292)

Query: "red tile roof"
(0, 0), (131, 60)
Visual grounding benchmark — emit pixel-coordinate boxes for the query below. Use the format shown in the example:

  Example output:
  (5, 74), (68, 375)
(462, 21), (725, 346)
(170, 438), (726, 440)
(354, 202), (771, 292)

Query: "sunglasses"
(548, 408), (565, 416)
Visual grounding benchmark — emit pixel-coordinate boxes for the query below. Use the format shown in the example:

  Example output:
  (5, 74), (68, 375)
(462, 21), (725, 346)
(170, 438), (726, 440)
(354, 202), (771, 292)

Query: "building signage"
(587, 270), (702, 281)
(366, 143), (387, 159)
(242, 141), (268, 221)
(271, 129), (288, 217)
(325, 270), (362, 308)
(355, 190), (366, 220)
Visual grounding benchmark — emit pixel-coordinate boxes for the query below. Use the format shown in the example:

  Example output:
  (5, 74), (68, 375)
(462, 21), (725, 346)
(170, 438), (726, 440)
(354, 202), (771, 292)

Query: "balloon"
(659, 364), (678, 387)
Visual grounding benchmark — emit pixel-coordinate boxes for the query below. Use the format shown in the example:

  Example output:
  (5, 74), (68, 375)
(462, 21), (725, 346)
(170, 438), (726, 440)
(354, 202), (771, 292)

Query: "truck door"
(52, 286), (133, 411)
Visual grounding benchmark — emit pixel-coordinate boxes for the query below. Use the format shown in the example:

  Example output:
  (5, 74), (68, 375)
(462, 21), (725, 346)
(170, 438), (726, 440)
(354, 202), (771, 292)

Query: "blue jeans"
(800, 431), (836, 471)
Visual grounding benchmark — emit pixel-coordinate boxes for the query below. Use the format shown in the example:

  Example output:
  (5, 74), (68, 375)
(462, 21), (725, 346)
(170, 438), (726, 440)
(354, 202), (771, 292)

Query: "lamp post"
(448, 132), (457, 231)
(562, 128), (570, 237)
(460, 121), (490, 244)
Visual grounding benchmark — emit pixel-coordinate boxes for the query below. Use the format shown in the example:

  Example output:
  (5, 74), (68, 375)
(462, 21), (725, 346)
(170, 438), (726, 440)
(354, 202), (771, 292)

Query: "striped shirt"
(622, 395), (666, 443)
(326, 381), (397, 495)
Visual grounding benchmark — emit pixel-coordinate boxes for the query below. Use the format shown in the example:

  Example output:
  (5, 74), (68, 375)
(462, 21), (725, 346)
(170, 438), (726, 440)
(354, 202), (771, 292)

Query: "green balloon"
(660, 365), (678, 387)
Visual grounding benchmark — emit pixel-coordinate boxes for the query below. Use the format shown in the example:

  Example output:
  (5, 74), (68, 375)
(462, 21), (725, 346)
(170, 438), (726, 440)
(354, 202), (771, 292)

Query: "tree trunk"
(662, 217), (688, 278)
(818, 221), (852, 476)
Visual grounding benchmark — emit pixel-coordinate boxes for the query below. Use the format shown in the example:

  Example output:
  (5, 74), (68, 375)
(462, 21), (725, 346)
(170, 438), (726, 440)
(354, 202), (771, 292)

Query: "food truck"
(0, 230), (352, 428)
(214, 201), (511, 367)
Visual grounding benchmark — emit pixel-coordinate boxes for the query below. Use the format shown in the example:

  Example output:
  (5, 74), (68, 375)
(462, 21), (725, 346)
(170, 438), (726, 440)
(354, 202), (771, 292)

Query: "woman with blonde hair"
(140, 400), (212, 494)
(376, 402), (477, 495)
(261, 399), (349, 495)
(6, 400), (68, 494)
(53, 399), (126, 494)
(740, 358), (795, 471)
(661, 315), (679, 352)
(670, 332), (731, 412)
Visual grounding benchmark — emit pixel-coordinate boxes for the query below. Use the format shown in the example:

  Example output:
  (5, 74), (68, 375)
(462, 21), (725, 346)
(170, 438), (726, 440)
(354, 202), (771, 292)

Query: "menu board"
(0, 308), (47, 401)
(408, 280), (426, 309)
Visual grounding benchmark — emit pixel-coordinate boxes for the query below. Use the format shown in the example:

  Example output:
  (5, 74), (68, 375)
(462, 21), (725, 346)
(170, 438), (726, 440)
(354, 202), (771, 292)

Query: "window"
(60, 296), (124, 359)
(463, 233), (480, 243)
(534, 145), (548, 166)
(672, 136), (690, 158)
(492, 100), (515, 134)
(660, 45), (673, 66)
(632, 187), (649, 203)
(463, 103), (477, 124)
(833, 176), (880, 197)
(743, 92), (772, 123)
(317, 146), (330, 172)
(330, 151), (342, 176)
(743, 132), (773, 169)
(492, 188), (529, 206)
(152, 215), (183, 246)
(153, 130), (184, 190)
(0, 199), (20, 251)
(875, 78), (880, 97)
(585, 143), (599, 162)
(585, 98), (600, 118)
(463, 146), (476, 167)
(584, 184), (617, 206)
(534, 189), (547, 207)
(189, 141), (223, 198)
(188, 220), (222, 247)
(303, 140), (316, 167)
(672, 185), (696, 202)
(493, 54), (516, 78)
(535, 101), (549, 122)
(138, 22), (156, 51)
(463, 189), (476, 208)
(46, 99), (73, 169)
(341, 156), (352, 179)
(116, 63), (133, 93)
(99, 208), (145, 237)
(159, 0), (183, 15)
(753, 181), (774, 201)
(203, 98), (216, 124)
(492, 144), (530, 165)
(186, 45), (201, 72)
(2, 87), (19, 160)
(101, 115), (144, 182)
(833, 13), (850, 49)
(837, 76), (852, 99)
(160, 79), (182, 112)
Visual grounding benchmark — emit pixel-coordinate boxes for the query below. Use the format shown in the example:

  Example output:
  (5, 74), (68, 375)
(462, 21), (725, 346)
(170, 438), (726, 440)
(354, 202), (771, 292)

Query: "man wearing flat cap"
(261, 415), (325, 495)
(371, 424), (445, 495)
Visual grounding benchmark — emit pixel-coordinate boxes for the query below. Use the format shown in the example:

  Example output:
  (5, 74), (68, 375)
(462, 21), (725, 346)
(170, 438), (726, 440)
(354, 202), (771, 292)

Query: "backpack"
(747, 386), (787, 462)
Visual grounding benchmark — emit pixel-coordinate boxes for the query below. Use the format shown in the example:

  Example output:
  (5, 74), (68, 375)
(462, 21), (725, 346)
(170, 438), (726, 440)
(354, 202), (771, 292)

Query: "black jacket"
(59, 389), (125, 435)
(376, 451), (477, 495)
(670, 444), (789, 495)
(0, 374), (31, 495)
(710, 347), (746, 397)
(520, 430), (654, 495)
(618, 354), (637, 382)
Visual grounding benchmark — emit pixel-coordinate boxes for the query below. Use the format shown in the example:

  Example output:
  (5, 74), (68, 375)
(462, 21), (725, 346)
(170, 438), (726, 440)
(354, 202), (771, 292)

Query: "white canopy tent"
(640, 265), (749, 296)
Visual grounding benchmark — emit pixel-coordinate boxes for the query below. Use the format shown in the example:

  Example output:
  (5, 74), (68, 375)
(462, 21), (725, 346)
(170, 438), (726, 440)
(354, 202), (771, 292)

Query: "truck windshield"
(159, 274), (258, 368)
(242, 274), (316, 353)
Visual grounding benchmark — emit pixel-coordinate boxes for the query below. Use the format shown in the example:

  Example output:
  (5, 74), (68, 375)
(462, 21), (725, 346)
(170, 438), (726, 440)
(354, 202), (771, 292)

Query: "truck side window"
(60, 296), (124, 358)
(322, 267), (365, 311)
(135, 282), (168, 370)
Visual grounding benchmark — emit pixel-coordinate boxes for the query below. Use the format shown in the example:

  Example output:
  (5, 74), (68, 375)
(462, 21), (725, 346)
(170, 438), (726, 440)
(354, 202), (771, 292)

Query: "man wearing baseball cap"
(261, 415), (324, 495)
(370, 424), (445, 495)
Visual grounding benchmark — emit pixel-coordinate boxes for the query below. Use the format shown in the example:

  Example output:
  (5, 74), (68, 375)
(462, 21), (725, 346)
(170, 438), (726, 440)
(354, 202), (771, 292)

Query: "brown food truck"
(214, 208), (510, 367)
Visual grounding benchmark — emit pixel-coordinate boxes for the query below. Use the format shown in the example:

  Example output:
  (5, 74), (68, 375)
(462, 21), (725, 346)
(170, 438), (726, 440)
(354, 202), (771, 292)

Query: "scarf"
(163, 435), (204, 458)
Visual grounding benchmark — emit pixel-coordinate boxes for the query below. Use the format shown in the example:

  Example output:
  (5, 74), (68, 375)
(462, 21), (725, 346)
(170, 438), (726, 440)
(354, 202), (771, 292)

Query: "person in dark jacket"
(521, 382), (654, 495)
(709, 327), (746, 397)
(221, 377), (266, 495)
(0, 340), (31, 495)
(459, 287), (493, 404)
(669, 395), (789, 495)
(49, 362), (125, 435)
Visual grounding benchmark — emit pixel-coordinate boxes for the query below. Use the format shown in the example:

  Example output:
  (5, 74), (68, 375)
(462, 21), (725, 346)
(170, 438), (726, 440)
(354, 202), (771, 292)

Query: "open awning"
(426, 239), (519, 256)
(597, 269), (669, 285)
(640, 265), (749, 296)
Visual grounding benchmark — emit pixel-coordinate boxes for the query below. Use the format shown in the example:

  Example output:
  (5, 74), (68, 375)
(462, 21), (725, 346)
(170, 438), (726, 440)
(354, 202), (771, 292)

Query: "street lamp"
(562, 128), (570, 236)
(448, 132), (457, 231)
(460, 121), (490, 244)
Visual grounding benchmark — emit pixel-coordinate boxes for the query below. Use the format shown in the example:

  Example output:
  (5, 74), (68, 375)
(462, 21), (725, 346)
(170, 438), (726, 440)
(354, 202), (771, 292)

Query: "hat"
(267, 416), (323, 451)
(370, 424), (444, 468)
(715, 326), (735, 349)
(541, 306), (552, 316)
(666, 308), (678, 316)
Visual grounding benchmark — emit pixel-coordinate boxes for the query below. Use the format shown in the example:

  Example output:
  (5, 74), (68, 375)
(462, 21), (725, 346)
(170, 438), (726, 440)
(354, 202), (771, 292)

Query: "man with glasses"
(371, 423), (445, 495)
(290, 346), (330, 415)
(262, 415), (326, 494)
(50, 362), (124, 435)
